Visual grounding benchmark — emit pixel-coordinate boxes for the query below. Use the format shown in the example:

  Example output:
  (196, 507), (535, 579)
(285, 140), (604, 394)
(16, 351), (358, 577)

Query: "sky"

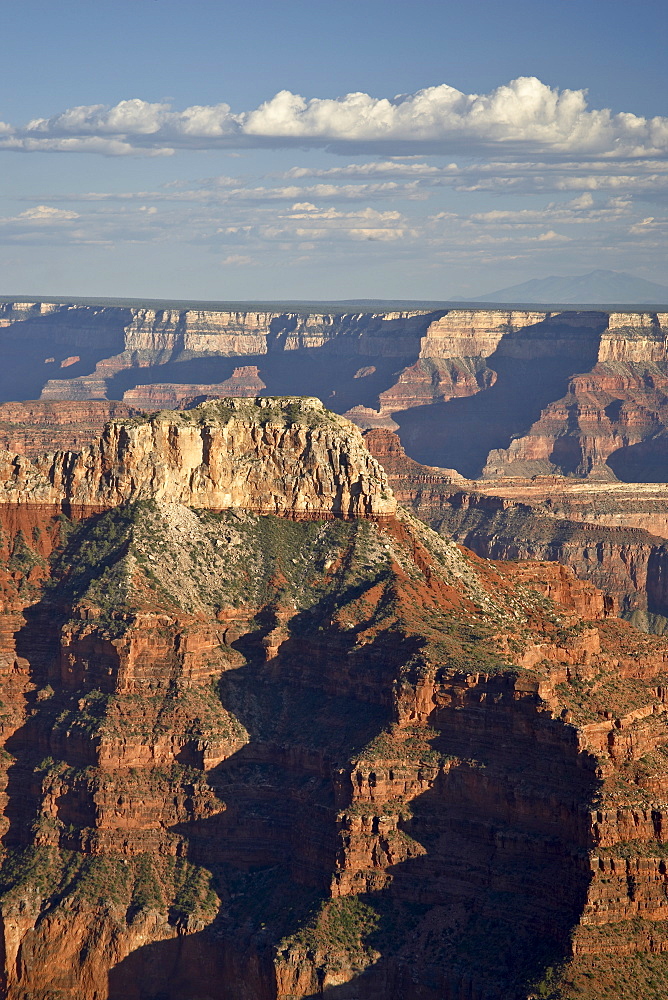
(0, 0), (666, 302)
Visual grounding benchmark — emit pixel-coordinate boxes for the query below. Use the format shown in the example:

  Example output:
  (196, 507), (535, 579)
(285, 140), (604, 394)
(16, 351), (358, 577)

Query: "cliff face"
(481, 313), (668, 480)
(2, 300), (668, 481)
(0, 397), (395, 519)
(1, 498), (668, 999)
(0, 400), (142, 458)
(430, 492), (668, 621)
(364, 429), (668, 634)
(1, 401), (668, 998)
(418, 308), (604, 359)
(124, 308), (436, 356)
(482, 360), (668, 480)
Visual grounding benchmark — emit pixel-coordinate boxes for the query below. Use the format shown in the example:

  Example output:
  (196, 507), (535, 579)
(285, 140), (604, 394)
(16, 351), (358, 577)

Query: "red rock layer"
(3, 303), (668, 482)
(0, 400), (142, 458)
(123, 366), (267, 410)
(0, 491), (667, 998)
(483, 361), (668, 480)
(364, 429), (668, 630)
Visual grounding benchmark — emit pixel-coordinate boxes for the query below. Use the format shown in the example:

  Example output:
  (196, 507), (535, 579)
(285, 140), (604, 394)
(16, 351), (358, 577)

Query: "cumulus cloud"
(1, 78), (667, 159)
(0, 205), (80, 223)
(240, 79), (667, 158)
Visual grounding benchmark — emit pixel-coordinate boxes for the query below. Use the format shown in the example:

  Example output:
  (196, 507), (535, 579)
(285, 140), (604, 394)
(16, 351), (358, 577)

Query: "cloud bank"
(2, 77), (667, 159)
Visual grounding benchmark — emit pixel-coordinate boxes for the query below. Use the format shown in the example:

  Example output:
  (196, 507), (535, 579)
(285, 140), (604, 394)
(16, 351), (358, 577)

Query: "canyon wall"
(0, 401), (668, 996)
(365, 429), (668, 633)
(1, 300), (668, 481)
(1, 489), (668, 997)
(0, 400), (142, 457)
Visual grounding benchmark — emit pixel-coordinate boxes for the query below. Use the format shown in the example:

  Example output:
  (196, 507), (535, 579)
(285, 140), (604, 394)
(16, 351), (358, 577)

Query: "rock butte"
(0, 397), (395, 520)
(0, 399), (668, 997)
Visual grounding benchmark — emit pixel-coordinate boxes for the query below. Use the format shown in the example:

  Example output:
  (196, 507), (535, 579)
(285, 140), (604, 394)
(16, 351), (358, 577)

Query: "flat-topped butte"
(0, 396), (396, 519)
(119, 396), (345, 431)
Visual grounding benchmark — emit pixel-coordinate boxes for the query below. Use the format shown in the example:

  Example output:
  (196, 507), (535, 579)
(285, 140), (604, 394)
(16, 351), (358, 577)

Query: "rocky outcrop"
(122, 366), (267, 410)
(598, 311), (668, 363)
(0, 397), (395, 519)
(2, 492), (668, 997)
(0, 400), (142, 458)
(430, 491), (668, 621)
(124, 308), (438, 356)
(374, 356), (497, 413)
(364, 429), (668, 631)
(482, 359), (668, 479)
(417, 308), (603, 358)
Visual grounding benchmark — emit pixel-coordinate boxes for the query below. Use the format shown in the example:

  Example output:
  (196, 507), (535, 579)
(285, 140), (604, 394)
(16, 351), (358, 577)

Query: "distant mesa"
(2, 300), (668, 483)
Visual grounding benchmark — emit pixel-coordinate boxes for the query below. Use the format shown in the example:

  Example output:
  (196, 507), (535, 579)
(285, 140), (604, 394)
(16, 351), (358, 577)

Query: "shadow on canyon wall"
(394, 315), (605, 478)
(105, 602), (601, 999)
(0, 516), (601, 1000)
(0, 308), (130, 402)
(108, 348), (418, 417)
(107, 310), (445, 414)
(607, 434), (668, 483)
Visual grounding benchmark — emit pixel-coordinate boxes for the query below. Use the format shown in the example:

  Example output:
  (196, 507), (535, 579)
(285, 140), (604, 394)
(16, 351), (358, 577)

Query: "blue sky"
(1, 0), (666, 301)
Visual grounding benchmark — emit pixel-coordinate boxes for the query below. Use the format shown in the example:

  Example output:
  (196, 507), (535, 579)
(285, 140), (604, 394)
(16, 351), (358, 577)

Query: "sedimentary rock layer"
(1, 495), (668, 997)
(2, 301), (668, 480)
(0, 400), (668, 997)
(0, 397), (395, 519)
(0, 400), (142, 457)
(364, 428), (668, 632)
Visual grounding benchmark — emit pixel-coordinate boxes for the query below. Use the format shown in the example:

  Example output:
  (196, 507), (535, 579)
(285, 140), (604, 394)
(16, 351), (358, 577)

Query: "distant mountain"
(471, 270), (668, 305)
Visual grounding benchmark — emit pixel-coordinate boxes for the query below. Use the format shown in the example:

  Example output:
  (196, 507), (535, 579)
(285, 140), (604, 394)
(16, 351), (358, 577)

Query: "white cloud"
(347, 228), (407, 242)
(222, 254), (253, 265)
(2, 78), (666, 159)
(468, 194), (631, 227)
(536, 230), (571, 242)
(283, 161), (444, 179)
(628, 216), (668, 236)
(47, 180), (423, 205)
(422, 158), (668, 199)
(0, 135), (173, 156)
(284, 206), (402, 222)
(0, 205), (80, 224)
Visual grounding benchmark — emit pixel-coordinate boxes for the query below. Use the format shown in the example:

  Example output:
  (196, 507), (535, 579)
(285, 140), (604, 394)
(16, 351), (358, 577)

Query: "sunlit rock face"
(0, 397), (396, 519)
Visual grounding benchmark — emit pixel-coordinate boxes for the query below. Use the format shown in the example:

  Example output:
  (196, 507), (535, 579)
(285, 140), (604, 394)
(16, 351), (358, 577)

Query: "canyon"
(1, 301), (668, 483)
(2, 299), (668, 996)
(4, 301), (668, 628)
(0, 399), (668, 998)
(364, 429), (668, 634)
(4, 300), (668, 635)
